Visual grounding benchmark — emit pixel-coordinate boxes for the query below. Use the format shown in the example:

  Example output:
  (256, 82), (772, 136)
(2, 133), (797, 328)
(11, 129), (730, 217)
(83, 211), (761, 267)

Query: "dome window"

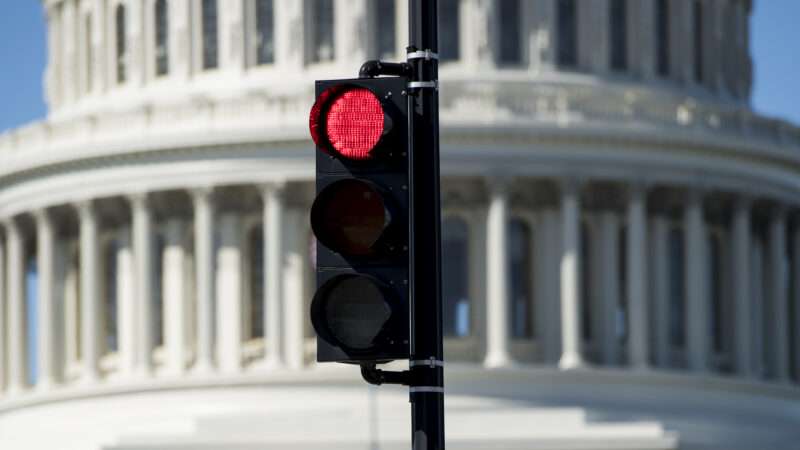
(557, 0), (577, 68)
(309, 0), (335, 63)
(201, 0), (219, 70)
(155, 0), (169, 76)
(439, 0), (460, 63)
(115, 4), (127, 84)
(609, 0), (628, 71)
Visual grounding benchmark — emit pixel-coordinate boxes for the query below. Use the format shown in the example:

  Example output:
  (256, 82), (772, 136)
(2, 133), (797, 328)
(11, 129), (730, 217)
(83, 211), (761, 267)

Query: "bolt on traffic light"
(309, 77), (410, 364)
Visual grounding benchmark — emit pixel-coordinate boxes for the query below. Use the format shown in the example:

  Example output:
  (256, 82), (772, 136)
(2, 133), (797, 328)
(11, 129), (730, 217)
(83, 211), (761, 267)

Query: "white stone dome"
(1, 1), (799, 449)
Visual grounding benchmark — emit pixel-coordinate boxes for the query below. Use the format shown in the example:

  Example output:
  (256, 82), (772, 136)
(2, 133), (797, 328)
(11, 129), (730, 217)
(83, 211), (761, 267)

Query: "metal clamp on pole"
(407, 81), (439, 90)
(407, 49), (439, 61)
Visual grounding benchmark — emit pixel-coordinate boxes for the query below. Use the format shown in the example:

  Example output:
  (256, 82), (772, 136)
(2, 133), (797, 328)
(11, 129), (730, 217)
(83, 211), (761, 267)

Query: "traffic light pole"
(407, 1), (445, 449)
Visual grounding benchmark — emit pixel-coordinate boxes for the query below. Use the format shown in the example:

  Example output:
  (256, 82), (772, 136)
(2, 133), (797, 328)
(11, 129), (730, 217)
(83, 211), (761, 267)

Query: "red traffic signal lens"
(312, 275), (392, 351)
(310, 179), (390, 256)
(310, 87), (385, 160)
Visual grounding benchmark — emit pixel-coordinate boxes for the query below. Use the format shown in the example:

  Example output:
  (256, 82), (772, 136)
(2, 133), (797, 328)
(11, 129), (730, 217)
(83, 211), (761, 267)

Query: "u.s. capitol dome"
(0, 0), (798, 449)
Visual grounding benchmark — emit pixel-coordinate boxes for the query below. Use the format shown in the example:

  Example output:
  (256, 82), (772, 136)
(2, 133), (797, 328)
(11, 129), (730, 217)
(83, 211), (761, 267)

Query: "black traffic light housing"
(309, 76), (410, 364)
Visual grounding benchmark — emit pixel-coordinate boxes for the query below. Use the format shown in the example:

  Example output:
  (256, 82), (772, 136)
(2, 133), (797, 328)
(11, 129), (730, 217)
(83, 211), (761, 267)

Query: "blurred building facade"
(0, 0), (799, 449)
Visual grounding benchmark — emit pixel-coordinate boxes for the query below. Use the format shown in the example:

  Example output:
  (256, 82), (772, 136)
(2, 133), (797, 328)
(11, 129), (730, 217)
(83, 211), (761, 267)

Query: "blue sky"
(0, 0), (798, 133)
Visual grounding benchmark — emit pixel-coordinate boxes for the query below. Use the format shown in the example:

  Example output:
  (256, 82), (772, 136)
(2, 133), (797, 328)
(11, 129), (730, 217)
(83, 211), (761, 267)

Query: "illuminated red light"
(310, 87), (385, 160)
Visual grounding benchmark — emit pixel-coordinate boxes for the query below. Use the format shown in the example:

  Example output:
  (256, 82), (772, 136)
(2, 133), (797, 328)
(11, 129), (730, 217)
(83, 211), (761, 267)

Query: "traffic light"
(308, 77), (410, 364)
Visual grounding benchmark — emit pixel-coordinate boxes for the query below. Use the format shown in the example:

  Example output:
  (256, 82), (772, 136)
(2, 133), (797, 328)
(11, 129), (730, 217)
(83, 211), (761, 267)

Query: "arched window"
(155, 0), (169, 76)
(249, 225), (265, 339)
(439, 0), (460, 62)
(557, 0), (577, 67)
(655, 0), (669, 77)
(255, 0), (275, 65)
(693, 0), (703, 83)
(509, 218), (533, 339)
(498, 0), (522, 65)
(116, 4), (127, 83)
(609, 0), (627, 71)
(201, 0), (218, 69)
(310, 0), (335, 63)
(442, 216), (470, 337)
(374, 0), (396, 60)
(103, 239), (119, 353)
(668, 226), (685, 349)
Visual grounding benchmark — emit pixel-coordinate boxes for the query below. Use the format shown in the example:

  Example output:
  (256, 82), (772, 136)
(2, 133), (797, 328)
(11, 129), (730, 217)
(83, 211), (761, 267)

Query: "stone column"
(131, 194), (154, 375)
(529, 0), (555, 72)
(171, 0), (192, 80)
(260, 184), (285, 368)
(5, 219), (26, 393)
(275, 0), (304, 69)
(283, 210), (305, 370)
(127, 0), (145, 86)
(216, 213), (244, 374)
(464, 0), (494, 69)
(193, 188), (215, 372)
(116, 227), (137, 376)
(78, 202), (101, 383)
(732, 198), (754, 377)
(61, 0), (77, 104)
(91, 0), (107, 93)
(164, 219), (188, 375)
(768, 211), (790, 382)
(220, 0), (246, 72)
(45, 4), (63, 109)
(598, 212), (620, 366)
(335, 0), (368, 68)
(685, 191), (709, 373)
(484, 179), (511, 368)
(649, 216), (670, 368)
(578, 0), (608, 72)
(35, 210), (57, 389)
(627, 186), (649, 368)
(559, 181), (584, 369)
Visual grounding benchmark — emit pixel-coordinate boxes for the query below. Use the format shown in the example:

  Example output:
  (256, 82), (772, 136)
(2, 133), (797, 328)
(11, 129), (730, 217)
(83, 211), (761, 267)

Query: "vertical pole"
(408, 1), (445, 449)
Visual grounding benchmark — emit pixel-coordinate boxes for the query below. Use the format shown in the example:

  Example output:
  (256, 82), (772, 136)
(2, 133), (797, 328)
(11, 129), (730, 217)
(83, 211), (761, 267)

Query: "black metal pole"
(407, 1), (444, 449)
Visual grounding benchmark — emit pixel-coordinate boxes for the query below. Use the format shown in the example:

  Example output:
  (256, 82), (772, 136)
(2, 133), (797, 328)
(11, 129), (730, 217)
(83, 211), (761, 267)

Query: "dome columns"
(191, 187), (216, 374)
(34, 210), (57, 391)
(626, 184), (650, 369)
(558, 179), (584, 370)
(4, 218), (26, 395)
(731, 196), (754, 377)
(484, 177), (512, 368)
(684, 189), (710, 373)
(767, 208), (790, 382)
(256, 183), (286, 370)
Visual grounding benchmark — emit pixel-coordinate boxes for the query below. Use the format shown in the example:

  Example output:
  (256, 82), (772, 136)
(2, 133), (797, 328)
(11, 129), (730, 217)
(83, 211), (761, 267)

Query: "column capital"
(734, 194), (754, 210)
(33, 208), (51, 221)
(626, 181), (650, 198)
(75, 199), (96, 218)
(191, 186), (215, 202)
(559, 178), (585, 196)
(259, 181), (287, 198)
(485, 176), (512, 197)
(128, 191), (151, 208)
